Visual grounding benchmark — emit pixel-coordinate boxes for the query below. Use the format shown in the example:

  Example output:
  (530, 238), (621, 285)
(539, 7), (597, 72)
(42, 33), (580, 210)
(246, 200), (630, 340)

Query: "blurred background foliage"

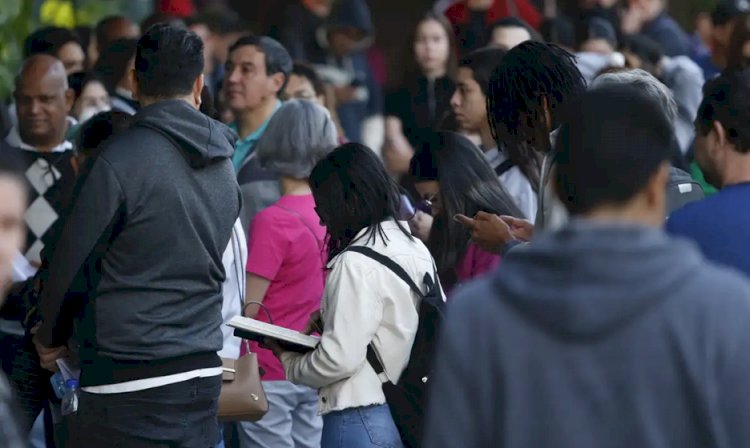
(0, 0), (152, 100)
(0, 0), (726, 101)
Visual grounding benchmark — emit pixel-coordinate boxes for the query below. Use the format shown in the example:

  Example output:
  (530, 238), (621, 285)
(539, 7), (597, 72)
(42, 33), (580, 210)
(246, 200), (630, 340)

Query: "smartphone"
(398, 194), (416, 221)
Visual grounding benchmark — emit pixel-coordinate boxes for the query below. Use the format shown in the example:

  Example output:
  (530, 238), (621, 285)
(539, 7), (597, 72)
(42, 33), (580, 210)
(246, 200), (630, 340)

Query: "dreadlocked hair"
(487, 41), (585, 189)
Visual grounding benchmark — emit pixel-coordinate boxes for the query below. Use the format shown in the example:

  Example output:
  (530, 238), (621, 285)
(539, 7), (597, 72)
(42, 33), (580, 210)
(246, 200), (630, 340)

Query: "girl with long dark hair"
(274, 143), (440, 448)
(410, 131), (522, 291)
(383, 12), (457, 177)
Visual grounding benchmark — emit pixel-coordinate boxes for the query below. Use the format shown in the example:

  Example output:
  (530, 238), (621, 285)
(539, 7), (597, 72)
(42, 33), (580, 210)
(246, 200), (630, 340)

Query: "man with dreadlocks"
(456, 41), (586, 252)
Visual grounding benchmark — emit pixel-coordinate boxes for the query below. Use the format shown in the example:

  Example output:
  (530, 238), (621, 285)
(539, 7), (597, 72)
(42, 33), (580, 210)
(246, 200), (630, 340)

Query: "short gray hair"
(591, 68), (677, 126)
(255, 99), (339, 179)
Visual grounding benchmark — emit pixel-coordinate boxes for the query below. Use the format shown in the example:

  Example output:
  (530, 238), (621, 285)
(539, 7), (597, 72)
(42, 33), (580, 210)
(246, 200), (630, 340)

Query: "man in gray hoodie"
(424, 83), (750, 448)
(34, 24), (241, 447)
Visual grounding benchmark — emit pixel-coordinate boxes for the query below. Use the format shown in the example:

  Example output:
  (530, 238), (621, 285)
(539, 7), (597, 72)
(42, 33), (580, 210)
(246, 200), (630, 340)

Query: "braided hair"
(487, 41), (585, 188)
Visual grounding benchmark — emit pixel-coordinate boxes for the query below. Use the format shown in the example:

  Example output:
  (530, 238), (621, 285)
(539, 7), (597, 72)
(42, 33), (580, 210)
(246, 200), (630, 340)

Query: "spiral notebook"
(228, 316), (320, 353)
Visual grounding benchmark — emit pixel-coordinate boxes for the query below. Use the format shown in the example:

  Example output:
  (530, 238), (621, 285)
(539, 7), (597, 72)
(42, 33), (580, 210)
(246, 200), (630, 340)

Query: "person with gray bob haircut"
(592, 69), (678, 128)
(591, 68), (705, 215)
(255, 99), (338, 179)
(238, 99), (338, 230)
(236, 99), (337, 448)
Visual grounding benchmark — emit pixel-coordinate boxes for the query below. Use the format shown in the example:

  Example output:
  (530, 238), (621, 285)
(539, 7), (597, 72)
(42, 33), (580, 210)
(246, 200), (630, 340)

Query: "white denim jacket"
(281, 220), (439, 414)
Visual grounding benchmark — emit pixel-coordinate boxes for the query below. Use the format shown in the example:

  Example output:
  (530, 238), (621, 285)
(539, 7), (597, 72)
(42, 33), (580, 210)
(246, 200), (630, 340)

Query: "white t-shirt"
(484, 147), (538, 223)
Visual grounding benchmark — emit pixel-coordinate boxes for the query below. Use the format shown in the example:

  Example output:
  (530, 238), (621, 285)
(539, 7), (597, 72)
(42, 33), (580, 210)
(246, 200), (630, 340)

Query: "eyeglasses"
(399, 193), (437, 221)
(415, 194), (436, 216)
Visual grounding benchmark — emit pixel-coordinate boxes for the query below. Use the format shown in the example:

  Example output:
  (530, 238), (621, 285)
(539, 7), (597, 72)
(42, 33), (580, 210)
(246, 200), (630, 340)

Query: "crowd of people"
(2, 0), (750, 447)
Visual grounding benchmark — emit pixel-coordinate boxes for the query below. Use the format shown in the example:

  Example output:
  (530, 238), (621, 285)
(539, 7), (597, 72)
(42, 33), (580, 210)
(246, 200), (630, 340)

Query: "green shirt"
(230, 101), (281, 172)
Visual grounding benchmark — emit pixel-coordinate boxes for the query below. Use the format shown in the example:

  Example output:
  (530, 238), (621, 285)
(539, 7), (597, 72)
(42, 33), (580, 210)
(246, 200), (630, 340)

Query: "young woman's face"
(414, 180), (442, 217)
(74, 81), (111, 121)
(414, 19), (451, 75)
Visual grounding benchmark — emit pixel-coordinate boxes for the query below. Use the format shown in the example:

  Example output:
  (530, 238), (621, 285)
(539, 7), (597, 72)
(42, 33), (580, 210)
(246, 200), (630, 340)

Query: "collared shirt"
(230, 101), (282, 172)
(483, 147), (538, 223)
(5, 116), (77, 153)
(5, 117), (77, 264)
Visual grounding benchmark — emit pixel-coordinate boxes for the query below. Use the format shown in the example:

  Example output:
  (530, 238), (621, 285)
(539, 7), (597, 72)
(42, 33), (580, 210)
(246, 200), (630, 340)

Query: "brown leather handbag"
(218, 341), (268, 421)
(218, 228), (269, 421)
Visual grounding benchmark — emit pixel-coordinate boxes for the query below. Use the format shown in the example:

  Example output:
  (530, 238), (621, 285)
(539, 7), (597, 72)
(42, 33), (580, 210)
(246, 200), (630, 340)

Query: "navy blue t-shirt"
(667, 183), (750, 276)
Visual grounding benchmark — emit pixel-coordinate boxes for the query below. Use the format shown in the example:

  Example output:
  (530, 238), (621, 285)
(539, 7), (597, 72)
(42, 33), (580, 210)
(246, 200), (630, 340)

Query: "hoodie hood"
(496, 220), (704, 339)
(326, 0), (373, 36)
(133, 99), (237, 168)
(318, 0), (374, 53)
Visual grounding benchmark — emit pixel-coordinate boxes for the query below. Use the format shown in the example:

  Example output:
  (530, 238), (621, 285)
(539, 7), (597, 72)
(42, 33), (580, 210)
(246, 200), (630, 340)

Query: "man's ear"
(129, 68), (139, 100)
(270, 73), (286, 97)
(193, 74), (205, 109)
(64, 88), (75, 113)
(645, 161), (670, 209)
(713, 120), (728, 150)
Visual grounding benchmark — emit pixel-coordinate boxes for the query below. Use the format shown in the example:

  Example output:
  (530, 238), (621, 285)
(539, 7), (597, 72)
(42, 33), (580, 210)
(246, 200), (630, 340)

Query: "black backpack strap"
(344, 246), (425, 298)
(344, 245), (427, 379)
(494, 158), (515, 177)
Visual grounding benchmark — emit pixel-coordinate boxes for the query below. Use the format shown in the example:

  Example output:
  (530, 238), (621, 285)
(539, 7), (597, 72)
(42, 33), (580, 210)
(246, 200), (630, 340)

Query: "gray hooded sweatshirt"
(425, 220), (750, 448)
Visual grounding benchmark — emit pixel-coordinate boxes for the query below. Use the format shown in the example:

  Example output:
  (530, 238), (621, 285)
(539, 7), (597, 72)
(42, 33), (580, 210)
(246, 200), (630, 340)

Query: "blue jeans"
(321, 404), (403, 448)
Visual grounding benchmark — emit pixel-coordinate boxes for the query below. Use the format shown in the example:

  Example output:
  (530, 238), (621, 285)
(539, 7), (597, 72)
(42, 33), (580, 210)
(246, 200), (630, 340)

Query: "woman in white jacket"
(269, 143), (438, 448)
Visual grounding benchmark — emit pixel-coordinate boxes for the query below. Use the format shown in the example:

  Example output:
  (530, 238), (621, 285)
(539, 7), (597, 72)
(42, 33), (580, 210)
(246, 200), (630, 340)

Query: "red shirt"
(444, 0), (542, 30)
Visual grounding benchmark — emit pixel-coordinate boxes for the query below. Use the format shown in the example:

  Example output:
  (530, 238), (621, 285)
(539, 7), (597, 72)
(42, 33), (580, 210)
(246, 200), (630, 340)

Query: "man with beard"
(667, 69), (750, 277)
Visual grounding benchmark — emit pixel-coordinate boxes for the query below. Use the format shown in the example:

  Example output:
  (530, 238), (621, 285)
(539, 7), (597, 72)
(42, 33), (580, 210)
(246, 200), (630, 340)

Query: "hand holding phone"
(454, 212), (516, 255)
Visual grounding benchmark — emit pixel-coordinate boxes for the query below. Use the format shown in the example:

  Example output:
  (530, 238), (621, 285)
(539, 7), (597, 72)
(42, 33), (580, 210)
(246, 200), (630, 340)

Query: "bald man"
(3, 55), (76, 265)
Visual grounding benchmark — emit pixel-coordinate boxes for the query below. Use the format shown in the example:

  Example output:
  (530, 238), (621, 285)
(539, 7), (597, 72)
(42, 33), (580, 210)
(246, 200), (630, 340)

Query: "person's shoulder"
(683, 263), (750, 320)
(668, 192), (729, 229)
(446, 277), (504, 322)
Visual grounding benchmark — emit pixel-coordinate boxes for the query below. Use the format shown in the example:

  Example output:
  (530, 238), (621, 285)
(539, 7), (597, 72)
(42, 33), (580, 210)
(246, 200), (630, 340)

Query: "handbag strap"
(229, 226), (274, 354)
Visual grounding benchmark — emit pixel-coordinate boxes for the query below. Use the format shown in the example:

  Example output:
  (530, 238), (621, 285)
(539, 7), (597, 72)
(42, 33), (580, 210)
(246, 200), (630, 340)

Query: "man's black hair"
(487, 41), (585, 185)
(696, 69), (750, 154)
(577, 16), (618, 50)
(459, 47), (508, 97)
(93, 38), (138, 93)
(23, 26), (81, 59)
(135, 24), (204, 99)
(712, 0), (750, 26)
(621, 34), (663, 76)
(489, 17), (543, 43)
(95, 16), (131, 50)
(67, 71), (106, 100)
(186, 10), (246, 35)
(140, 13), (186, 34)
(291, 63), (325, 97)
(554, 84), (673, 215)
(228, 35), (293, 95)
(541, 16), (576, 49)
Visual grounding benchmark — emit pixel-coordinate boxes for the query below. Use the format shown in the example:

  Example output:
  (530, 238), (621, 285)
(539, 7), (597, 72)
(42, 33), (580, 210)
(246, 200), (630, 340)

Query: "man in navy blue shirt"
(622, 0), (690, 57)
(667, 69), (750, 276)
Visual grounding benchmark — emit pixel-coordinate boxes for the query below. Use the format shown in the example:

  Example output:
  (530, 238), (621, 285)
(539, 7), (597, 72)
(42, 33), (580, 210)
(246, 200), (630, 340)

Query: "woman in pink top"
(408, 131), (523, 293)
(239, 100), (338, 448)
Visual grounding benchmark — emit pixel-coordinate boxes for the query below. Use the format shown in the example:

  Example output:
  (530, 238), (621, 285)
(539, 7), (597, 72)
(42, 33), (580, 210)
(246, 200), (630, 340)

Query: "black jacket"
(36, 100), (241, 387)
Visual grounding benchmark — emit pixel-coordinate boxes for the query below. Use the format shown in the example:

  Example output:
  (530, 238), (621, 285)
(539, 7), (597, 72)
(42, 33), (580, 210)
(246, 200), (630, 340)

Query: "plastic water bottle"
(50, 372), (66, 400)
(61, 379), (79, 416)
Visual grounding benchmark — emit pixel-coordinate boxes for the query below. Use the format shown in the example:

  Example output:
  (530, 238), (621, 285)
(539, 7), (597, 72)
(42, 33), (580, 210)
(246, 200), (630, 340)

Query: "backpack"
(666, 166), (704, 216)
(344, 246), (445, 448)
